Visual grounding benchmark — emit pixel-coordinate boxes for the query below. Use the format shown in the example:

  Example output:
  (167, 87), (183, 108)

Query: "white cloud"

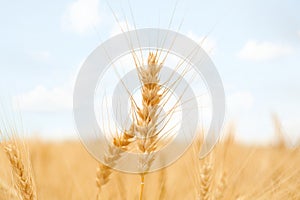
(13, 60), (84, 112)
(237, 40), (293, 61)
(186, 31), (217, 54)
(62, 0), (101, 34)
(29, 51), (51, 62)
(298, 30), (300, 37)
(227, 91), (254, 114)
(14, 85), (72, 112)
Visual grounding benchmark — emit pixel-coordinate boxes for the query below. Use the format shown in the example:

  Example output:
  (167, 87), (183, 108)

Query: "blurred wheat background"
(0, 125), (299, 200)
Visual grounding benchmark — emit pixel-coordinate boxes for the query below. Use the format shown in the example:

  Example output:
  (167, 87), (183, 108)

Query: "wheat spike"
(134, 52), (164, 200)
(199, 155), (213, 200)
(113, 125), (135, 150)
(215, 171), (227, 199)
(96, 164), (112, 192)
(3, 142), (36, 200)
(136, 52), (163, 166)
(96, 143), (124, 198)
(96, 119), (136, 196)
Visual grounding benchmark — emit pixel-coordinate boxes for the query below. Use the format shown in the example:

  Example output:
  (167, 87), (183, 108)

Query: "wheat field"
(0, 130), (299, 200)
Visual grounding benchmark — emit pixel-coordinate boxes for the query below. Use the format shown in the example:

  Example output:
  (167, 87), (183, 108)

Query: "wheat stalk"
(157, 168), (167, 200)
(3, 141), (36, 200)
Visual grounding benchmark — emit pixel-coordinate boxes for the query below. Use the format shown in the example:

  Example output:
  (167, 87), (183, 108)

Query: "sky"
(0, 0), (300, 144)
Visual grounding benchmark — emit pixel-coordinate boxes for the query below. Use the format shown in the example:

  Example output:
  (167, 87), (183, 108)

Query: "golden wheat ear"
(133, 52), (165, 200)
(2, 141), (37, 200)
(199, 153), (214, 200)
(96, 163), (111, 198)
(96, 125), (137, 197)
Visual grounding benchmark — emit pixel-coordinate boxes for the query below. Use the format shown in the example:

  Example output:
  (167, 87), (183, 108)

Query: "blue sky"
(0, 0), (299, 143)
